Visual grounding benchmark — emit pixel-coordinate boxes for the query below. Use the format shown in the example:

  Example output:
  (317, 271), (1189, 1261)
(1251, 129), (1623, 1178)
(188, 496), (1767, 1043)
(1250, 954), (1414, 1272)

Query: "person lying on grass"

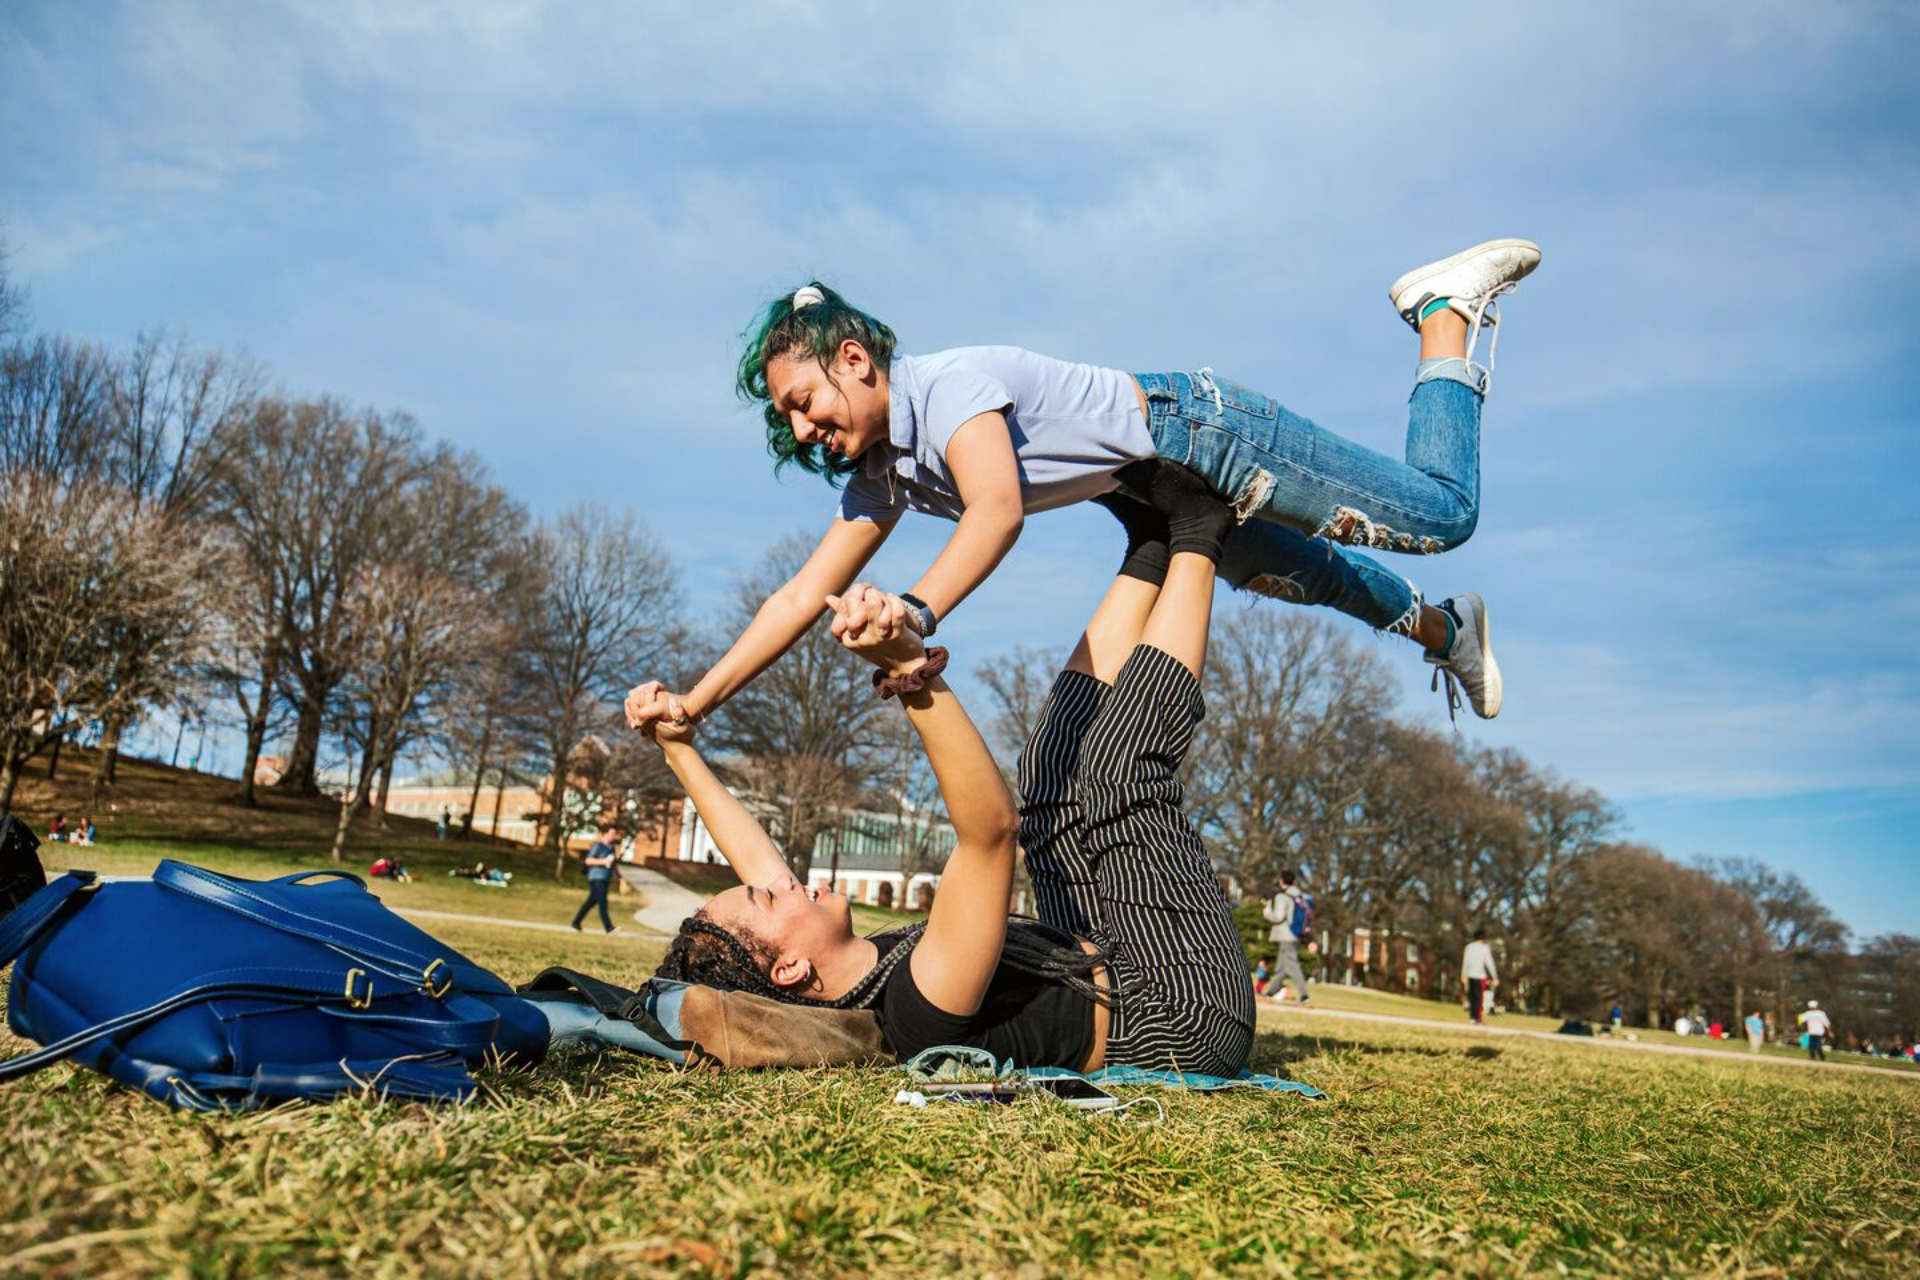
(627, 239), (1541, 739)
(633, 462), (1256, 1074)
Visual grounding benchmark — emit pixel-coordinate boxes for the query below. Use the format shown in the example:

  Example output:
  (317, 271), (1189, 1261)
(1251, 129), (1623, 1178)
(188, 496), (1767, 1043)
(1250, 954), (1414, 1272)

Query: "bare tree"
(700, 532), (884, 880)
(1709, 857), (1848, 1033)
(973, 644), (1062, 769)
(0, 226), (26, 345)
(1179, 610), (1398, 955)
(0, 471), (214, 812)
(326, 547), (500, 860)
(859, 708), (951, 907)
(210, 397), (423, 794)
(331, 448), (523, 825)
(1478, 752), (1614, 1014)
(85, 333), (258, 787)
(511, 503), (680, 873)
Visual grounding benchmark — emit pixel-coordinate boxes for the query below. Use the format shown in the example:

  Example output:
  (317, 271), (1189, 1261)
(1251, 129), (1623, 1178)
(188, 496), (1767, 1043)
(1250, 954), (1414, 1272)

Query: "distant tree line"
(976, 613), (1919, 1045)
(0, 246), (682, 870)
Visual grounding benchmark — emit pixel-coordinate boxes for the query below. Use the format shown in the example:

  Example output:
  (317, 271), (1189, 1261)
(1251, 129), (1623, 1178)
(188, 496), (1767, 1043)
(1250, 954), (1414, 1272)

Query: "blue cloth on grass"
(900, 1045), (1324, 1100)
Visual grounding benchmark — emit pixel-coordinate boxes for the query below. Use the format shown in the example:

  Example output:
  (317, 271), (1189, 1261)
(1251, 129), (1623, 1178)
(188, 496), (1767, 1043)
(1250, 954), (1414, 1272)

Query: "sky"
(3, 1), (1915, 936)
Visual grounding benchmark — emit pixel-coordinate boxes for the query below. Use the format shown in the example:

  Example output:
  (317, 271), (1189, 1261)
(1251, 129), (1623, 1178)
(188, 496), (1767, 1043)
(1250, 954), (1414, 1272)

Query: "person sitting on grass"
(635, 462), (1256, 1074)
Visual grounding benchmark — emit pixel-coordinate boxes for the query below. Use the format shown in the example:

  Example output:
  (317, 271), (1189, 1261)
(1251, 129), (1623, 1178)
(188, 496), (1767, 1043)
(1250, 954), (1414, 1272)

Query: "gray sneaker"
(1426, 593), (1503, 721)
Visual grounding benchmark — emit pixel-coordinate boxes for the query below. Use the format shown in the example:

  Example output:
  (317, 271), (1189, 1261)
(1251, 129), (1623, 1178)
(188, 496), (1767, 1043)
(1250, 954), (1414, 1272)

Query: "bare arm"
(902, 411), (1025, 620)
(626, 515), (894, 728)
(829, 587), (1019, 1017)
(651, 731), (790, 890)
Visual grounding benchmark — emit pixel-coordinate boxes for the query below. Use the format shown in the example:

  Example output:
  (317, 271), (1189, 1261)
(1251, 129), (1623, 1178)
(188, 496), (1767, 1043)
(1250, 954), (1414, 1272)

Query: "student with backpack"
(1262, 870), (1315, 1006)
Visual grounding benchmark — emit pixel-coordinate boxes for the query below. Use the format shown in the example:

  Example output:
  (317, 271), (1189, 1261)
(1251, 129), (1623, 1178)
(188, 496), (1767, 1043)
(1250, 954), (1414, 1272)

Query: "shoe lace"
(1427, 655), (1464, 725)
(1460, 280), (1519, 390)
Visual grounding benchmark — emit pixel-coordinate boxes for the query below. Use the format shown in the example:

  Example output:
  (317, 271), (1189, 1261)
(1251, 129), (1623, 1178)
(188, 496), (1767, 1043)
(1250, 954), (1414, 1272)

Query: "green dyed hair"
(736, 281), (897, 484)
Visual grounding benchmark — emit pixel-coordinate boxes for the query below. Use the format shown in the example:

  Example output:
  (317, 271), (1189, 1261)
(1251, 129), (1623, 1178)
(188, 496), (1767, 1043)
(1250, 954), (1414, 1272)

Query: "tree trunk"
(548, 751), (570, 877)
(234, 651), (278, 808)
(490, 770), (507, 846)
(327, 793), (355, 862)
(375, 753), (394, 828)
(45, 731), (64, 780)
(0, 750), (22, 817)
(92, 712), (125, 787)
(282, 696), (324, 794)
(460, 715), (491, 841)
(351, 716), (379, 814)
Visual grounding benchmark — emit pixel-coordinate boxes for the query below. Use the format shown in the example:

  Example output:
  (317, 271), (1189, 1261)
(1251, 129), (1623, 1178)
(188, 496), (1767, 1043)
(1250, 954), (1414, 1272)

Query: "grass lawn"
(4, 902), (1917, 1275)
(3, 762), (1917, 1275)
(1279, 984), (1920, 1075)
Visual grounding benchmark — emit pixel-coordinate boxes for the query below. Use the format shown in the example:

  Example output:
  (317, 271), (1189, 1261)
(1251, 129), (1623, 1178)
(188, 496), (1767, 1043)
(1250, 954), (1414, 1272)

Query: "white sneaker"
(1426, 592), (1503, 721)
(1388, 238), (1542, 331)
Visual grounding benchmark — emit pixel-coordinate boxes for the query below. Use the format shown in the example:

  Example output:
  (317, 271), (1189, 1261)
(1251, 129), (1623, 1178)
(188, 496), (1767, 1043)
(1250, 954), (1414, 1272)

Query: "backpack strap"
(0, 872), (98, 969)
(153, 861), (451, 989)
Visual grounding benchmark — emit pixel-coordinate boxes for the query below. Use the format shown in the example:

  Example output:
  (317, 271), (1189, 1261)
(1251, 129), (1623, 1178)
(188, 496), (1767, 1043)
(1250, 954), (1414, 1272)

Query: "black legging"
(1017, 645), (1255, 1076)
(572, 877), (614, 932)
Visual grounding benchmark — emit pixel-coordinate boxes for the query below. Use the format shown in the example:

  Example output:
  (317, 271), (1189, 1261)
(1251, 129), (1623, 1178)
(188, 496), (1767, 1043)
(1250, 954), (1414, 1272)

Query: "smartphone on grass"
(922, 1077), (1121, 1112)
(1027, 1076), (1122, 1111)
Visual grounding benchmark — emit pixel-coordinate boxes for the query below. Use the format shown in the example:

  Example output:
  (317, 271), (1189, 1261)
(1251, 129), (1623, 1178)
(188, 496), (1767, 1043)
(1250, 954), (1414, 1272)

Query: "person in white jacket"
(1461, 927), (1499, 1025)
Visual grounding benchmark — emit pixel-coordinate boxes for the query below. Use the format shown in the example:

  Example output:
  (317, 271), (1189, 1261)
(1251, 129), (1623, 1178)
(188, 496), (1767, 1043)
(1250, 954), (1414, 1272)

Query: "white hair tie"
(791, 285), (826, 310)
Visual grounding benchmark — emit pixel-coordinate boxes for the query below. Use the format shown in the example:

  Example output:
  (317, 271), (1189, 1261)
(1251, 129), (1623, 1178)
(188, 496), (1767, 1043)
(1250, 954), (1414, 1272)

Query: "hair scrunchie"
(791, 285), (826, 310)
(872, 647), (950, 701)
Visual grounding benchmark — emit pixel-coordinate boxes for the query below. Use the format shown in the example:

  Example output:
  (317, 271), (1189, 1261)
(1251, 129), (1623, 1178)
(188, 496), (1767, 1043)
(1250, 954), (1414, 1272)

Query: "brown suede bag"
(677, 985), (893, 1070)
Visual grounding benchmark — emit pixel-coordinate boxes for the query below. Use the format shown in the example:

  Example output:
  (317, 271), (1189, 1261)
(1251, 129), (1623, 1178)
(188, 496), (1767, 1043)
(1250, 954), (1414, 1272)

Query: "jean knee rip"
(1242, 571), (1307, 603)
(1231, 469), (1274, 523)
(1316, 505), (1445, 555)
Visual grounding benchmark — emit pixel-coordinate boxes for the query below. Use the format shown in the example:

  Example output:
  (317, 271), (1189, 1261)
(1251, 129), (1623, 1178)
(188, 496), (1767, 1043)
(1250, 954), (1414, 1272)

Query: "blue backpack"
(0, 859), (549, 1111)
(1290, 891), (1316, 942)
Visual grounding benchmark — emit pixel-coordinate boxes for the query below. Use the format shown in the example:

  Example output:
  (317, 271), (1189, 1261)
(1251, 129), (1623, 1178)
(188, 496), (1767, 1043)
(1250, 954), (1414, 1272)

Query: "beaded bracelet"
(872, 647), (951, 701)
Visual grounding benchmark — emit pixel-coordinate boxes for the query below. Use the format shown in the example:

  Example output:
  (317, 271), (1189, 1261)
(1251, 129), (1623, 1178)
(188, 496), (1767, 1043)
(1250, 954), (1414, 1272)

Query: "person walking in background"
(1744, 1009), (1766, 1053)
(1609, 1001), (1624, 1034)
(570, 826), (620, 934)
(1798, 999), (1831, 1061)
(437, 806), (451, 841)
(1461, 926), (1498, 1025)
(1262, 870), (1314, 1006)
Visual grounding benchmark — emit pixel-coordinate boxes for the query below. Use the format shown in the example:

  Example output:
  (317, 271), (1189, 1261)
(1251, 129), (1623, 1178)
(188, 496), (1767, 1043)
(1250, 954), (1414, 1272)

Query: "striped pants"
(1017, 645), (1255, 1076)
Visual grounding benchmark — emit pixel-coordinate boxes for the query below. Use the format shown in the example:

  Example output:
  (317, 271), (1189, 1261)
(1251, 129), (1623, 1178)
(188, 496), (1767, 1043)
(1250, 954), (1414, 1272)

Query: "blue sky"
(4, 2), (1915, 936)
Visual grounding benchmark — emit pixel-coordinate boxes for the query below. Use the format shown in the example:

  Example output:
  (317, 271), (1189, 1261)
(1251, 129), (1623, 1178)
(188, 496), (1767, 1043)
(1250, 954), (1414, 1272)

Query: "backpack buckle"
(421, 958), (451, 999)
(343, 968), (374, 1010)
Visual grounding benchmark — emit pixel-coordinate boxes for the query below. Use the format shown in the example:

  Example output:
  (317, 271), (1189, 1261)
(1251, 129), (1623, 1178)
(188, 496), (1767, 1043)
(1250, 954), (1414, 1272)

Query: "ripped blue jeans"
(1129, 359), (1484, 636)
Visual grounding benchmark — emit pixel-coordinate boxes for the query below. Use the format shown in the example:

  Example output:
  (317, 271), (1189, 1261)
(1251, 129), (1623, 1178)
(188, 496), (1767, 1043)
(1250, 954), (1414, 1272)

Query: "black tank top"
(875, 923), (1095, 1069)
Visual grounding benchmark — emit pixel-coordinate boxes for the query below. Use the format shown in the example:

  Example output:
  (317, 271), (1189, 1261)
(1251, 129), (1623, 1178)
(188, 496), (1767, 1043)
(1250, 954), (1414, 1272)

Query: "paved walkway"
(389, 906), (635, 937)
(1258, 999), (1919, 1083)
(391, 867), (706, 939)
(616, 864), (708, 935)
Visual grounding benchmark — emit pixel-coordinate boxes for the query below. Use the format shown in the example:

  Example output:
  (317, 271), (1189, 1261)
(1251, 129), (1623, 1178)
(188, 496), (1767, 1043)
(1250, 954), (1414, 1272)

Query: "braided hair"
(654, 911), (1114, 1012)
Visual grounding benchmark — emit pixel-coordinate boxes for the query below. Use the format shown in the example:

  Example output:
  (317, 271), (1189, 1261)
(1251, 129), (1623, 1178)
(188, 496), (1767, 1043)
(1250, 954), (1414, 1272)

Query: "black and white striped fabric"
(1017, 645), (1255, 1077)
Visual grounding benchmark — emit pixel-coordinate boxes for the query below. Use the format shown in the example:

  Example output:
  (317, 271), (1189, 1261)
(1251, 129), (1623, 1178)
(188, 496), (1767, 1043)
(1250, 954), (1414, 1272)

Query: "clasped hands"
(624, 585), (926, 742)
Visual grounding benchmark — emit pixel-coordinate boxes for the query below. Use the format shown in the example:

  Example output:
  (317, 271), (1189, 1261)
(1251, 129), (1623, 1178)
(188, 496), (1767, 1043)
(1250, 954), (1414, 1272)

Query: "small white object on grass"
(893, 1089), (927, 1108)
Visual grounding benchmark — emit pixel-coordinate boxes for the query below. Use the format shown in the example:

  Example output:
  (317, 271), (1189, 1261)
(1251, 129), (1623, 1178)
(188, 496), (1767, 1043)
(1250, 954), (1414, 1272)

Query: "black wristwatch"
(898, 592), (938, 638)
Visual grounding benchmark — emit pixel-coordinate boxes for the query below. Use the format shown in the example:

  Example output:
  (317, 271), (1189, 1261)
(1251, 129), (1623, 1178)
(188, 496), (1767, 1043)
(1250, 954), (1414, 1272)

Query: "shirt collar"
(864, 356), (918, 479)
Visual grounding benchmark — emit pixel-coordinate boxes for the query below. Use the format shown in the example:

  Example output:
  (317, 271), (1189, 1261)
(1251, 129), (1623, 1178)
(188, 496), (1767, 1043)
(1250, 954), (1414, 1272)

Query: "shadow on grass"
(1250, 1029), (1504, 1070)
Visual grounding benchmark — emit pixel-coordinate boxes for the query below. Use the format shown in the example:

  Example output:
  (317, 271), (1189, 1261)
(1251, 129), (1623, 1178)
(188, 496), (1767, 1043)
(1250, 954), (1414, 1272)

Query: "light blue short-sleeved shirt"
(837, 347), (1155, 524)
